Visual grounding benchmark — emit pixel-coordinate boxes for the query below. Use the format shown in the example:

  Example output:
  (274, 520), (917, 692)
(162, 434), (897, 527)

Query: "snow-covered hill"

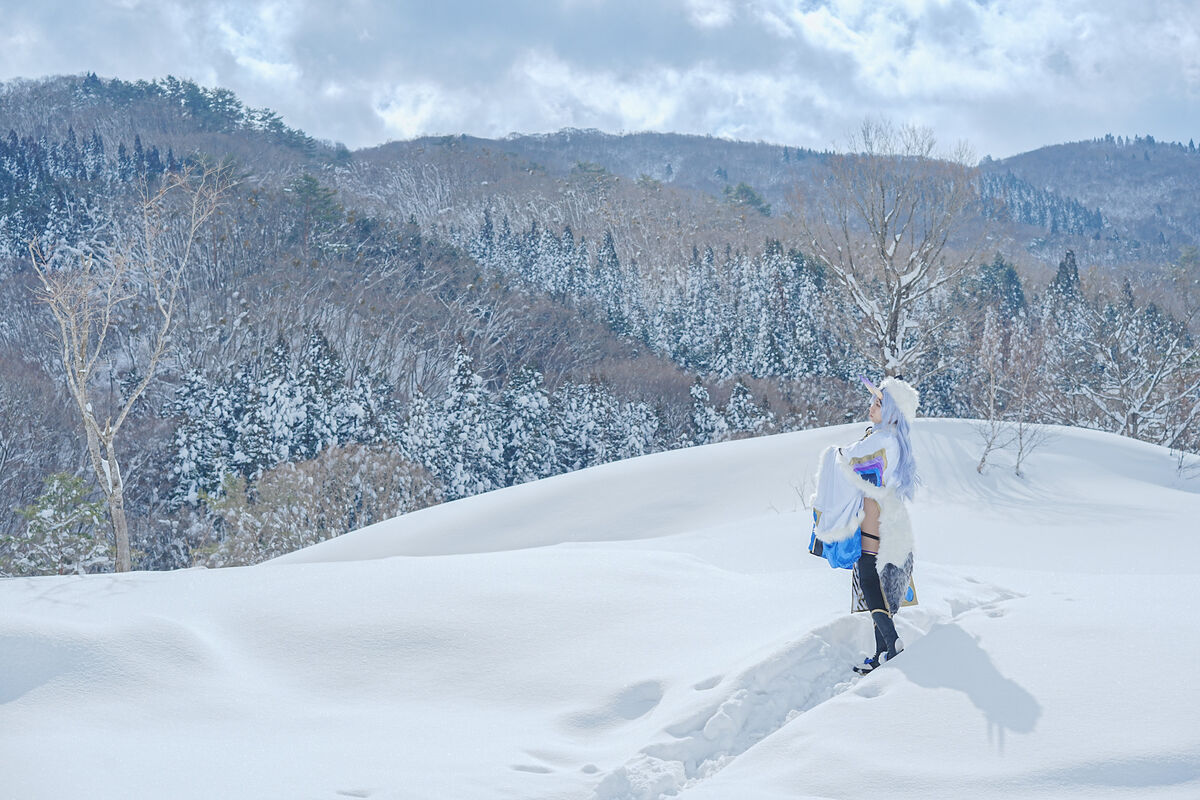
(2, 420), (1198, 799)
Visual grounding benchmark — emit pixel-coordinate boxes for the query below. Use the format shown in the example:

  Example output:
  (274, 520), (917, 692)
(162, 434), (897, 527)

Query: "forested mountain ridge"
(0, 73), (330, 163)
(370, 128), (1199, 275)
(994, 135), (1200, 265)
(1, 74), (1196, 576)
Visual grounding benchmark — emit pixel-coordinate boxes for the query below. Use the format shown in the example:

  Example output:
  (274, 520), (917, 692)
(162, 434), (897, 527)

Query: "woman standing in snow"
(809, 376), (920, 674)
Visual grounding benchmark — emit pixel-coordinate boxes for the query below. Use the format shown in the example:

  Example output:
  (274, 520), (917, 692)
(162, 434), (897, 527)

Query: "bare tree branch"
(794, 119), (984, 378)
(30, 164), (234, 571)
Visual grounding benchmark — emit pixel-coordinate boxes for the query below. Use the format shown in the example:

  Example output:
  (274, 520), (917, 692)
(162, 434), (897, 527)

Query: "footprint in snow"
(563, 680), (665, 732)
(591, 616), (864, 800)
(512, 764), (553, 774)
(591, 589), (1019, 800)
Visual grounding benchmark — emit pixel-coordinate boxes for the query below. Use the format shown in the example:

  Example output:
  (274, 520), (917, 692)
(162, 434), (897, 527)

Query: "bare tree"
(1006, 318), (1054, 477)
(1080, 284), (1200, 442)
(1012, 414), (1054, 479)
(796, 119), (982, 377)
(30, 166), (231, 571)
(972, 307), (1016, 473)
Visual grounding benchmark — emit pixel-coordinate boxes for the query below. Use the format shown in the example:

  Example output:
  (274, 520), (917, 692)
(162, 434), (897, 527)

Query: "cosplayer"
(809, 375), (920, 674)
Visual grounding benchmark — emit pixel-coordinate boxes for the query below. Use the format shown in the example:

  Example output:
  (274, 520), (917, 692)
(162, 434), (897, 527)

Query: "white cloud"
(374, 81), (461, 139)
(0, 0), (1197, 157)
(515, 49), (684, 132)
(213, 3), (302, 84)
(684, 0), (736, 28)
(0, 23), (42, 56)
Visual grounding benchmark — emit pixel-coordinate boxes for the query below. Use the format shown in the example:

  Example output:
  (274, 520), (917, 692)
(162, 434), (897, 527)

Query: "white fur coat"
(810, 427), (915, 574)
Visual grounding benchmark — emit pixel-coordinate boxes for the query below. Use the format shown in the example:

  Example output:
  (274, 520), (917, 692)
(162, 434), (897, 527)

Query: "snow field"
(2, 419), (1199, 799)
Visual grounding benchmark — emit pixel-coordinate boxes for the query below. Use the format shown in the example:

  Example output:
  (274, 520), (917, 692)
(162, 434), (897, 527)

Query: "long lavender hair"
(879, 389), (920, 501)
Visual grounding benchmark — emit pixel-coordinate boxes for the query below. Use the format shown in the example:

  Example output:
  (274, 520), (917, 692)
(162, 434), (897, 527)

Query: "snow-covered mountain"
(3, 419), (1198, 799)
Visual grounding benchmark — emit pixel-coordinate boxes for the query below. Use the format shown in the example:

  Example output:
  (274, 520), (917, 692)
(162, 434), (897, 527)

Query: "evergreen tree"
(1038, 251), (1097, 424)
(976, 253), (1028, 320)
(285, 173), (343, 258)
(4, 473), (109, 576)
(400, 390), (440, 468)
(596, 230), (627, 332)
(343, 372), (396, 445)
(501, 368), (557, 485)
(167, 371), (233, 505)
(435, 346), (504, 499)
(470, 209), (495, 264)
(230, 366), (276, 480)
(689, 379), (728, 445)
(553, 381), (614, 471)
(726, 380), (774, 436)
(1048, 250), (1082, 304)
(294, 327), (345, 460)
(610, 400), (661, 460)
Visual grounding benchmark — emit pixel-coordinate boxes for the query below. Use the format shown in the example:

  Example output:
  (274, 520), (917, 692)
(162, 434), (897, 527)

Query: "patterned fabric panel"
(852, 559), (918, 612)
(850, 448), (887, 487)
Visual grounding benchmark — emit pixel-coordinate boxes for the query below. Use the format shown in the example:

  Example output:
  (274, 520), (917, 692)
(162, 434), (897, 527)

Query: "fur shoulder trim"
(816, 508), (865, 545)
(808, 445), (836, 507)
(882, 377), (919, 422)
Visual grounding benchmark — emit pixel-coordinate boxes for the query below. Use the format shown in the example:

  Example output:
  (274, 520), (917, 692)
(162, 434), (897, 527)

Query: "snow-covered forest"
(1, 74), (1198, 575)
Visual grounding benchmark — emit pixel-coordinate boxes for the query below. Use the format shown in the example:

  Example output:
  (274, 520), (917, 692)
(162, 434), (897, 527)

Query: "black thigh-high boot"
(872, 621), (889, 661)
(858, 554), (901, 659)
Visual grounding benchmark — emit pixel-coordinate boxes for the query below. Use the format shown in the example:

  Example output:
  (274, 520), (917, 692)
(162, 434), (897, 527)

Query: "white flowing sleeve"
(810, 445), (864, 543)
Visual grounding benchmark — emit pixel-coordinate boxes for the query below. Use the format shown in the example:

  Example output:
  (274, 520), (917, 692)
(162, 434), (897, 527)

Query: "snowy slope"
(2, 419), (1198, 800)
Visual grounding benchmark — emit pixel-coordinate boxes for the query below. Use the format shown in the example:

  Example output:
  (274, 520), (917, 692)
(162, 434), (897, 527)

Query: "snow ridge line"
(590, 615), (863, 800)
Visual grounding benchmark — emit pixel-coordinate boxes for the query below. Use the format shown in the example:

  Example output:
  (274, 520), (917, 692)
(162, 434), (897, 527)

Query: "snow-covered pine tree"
(1038, 250), (1097, 425)
(689, 379), (729, 445)
(293, 327), (345, 460)
(468, 208), (495, 265)
(342, 371), (399, 445)
(975, 253), (1027, 322)
(595, 230), (629, 333)
(264, 335), (305, 465)
(725, 380), (774, 437)
(400, 389), (439, 470)
(227, 366), (273, 481)
(553, 380), (614, 471)
(610, 399), (661, 460)
(5, 472), (109, 576)
(501, 368), (557, 486)
(435, 345), (504, 500)
(166, 371), (233, 504)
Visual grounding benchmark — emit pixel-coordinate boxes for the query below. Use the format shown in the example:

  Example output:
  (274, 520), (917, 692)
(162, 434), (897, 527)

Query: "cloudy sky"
(1, 0), (1196, 158)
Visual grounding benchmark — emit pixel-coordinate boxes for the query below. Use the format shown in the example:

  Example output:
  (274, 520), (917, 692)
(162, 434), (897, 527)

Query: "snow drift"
(2, 419), (1198, 799)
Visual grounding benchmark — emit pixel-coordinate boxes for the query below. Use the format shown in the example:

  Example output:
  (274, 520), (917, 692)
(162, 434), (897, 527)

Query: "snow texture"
(1, 419), (1198, 799)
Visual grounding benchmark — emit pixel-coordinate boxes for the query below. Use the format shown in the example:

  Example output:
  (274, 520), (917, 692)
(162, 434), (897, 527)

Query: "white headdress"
(881, 377), (919, 423)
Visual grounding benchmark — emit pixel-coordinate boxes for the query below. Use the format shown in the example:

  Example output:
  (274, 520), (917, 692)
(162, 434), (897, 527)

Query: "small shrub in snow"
(2, 473), (110, 576)
(199, 444), (441, 567)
